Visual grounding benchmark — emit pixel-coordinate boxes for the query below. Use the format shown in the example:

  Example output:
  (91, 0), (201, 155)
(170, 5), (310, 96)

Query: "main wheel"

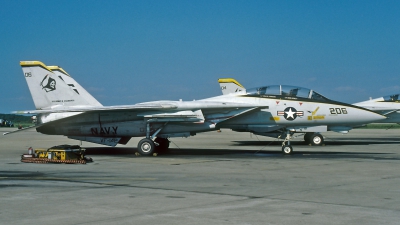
(304, 132), (313, 144)
(282, 145), (293, 155)
(137, 138), (155, 156)
(155, 137), (170, 152)
(309, 133), (324, 146)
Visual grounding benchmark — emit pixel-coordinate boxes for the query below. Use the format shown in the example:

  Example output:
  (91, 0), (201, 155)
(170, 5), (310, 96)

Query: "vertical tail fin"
(20, 61), (102, 109)
(218, 78), (246, 95)
(47, 65), (102, 107)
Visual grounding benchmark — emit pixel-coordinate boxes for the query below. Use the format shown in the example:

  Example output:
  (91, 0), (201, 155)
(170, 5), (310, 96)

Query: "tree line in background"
(0, 114), (32, 127)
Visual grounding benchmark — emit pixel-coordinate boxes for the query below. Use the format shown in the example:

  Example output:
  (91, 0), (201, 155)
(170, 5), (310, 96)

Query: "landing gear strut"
(137, 122), (169, 156)
(281, 131), (294, 155)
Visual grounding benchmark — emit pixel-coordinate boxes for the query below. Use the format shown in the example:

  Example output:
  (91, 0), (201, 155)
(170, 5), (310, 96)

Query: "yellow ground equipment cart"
(21, 145), (92, 164)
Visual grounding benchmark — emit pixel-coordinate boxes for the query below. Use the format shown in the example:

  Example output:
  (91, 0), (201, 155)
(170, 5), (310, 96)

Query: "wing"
(12, 100), (264, 128)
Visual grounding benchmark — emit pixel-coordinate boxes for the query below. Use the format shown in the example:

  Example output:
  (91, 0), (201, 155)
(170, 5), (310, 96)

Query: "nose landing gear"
(282, 145), (293, 155)
(281, 131), (294, 155)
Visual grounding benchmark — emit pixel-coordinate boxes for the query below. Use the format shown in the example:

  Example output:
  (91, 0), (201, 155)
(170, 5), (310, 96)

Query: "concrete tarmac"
(1, 128), (399, 225)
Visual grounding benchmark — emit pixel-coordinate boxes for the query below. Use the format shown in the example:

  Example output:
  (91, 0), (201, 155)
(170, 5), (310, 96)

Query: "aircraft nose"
(368, 111), (386, 121)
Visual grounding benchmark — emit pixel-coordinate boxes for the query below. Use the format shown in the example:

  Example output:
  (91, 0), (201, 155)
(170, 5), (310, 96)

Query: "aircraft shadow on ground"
(83, 146), (398, 161)
(232, 139), (400, 146)
(84, 137), (400, 155)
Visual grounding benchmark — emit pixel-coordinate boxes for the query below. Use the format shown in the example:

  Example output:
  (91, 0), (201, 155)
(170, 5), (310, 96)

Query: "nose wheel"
(281, 131), (294, 155)
(282, 145), (293, 155)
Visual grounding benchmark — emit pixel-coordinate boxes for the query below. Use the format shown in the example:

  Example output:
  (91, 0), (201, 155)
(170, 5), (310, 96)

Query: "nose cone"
(372, 112), (387, 121)
(356, 108), (386, 123)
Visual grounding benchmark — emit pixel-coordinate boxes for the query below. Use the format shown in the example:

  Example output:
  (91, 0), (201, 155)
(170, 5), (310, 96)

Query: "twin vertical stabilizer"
(218, 78), (246, 95)
(47, 65), (102, 107)
(20, 61), (102, 110)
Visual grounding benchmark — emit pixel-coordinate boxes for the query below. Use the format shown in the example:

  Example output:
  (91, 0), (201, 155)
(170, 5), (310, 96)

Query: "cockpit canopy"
(246, 85), (330, 101)
(382, 94), (400, 102)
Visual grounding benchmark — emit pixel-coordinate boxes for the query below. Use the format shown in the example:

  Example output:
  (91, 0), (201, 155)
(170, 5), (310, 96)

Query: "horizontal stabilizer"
(3, 125), (38, 135)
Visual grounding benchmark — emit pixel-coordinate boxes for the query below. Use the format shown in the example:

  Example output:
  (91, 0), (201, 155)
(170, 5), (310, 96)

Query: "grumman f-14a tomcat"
(218, 78), (400, 146)
(7, 61), (386, 155)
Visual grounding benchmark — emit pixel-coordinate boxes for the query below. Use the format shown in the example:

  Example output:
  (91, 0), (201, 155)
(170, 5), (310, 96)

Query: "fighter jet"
(9, 61), (386, 155)
(218, 78), (392, 147)
(354, 94), (400, 124)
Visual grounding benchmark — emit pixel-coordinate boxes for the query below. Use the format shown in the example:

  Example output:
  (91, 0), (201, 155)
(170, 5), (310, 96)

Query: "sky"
(1, 0), (399, 113)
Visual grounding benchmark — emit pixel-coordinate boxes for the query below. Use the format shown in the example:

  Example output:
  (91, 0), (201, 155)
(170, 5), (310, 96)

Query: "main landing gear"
(137, 122), (170, 156)
(137, 137), (170, 156)
(304, 132), (324, 146)
(137, 138), (155, 156)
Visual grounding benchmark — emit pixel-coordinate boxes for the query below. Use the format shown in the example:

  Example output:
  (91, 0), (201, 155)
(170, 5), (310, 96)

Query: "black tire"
(304, 132), (313, 144)
(309, 133), (324, 146)
(282, 145), (293, 155)
(154, 137), (170, 152)
(137, 138), (155, 156)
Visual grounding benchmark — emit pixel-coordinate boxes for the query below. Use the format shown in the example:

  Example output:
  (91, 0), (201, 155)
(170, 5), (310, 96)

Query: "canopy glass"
(382, 94), (400, 102)
(246, 85), (330, 101)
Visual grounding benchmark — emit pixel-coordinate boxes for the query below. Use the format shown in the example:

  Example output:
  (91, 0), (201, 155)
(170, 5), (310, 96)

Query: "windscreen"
(382, 94), (400, 102)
